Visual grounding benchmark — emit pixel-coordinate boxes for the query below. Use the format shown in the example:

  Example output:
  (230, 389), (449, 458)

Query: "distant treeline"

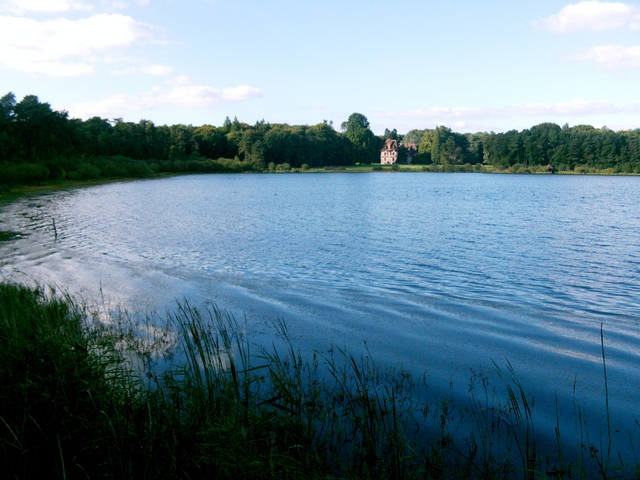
(404, 123), (640, 174)
(1, 92), (639, 186)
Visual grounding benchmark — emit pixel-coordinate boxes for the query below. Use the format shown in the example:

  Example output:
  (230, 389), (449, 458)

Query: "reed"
(1, 281), (638, 479)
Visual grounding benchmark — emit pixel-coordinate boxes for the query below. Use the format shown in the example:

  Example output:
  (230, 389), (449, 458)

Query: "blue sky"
(1, 0), (640, 133)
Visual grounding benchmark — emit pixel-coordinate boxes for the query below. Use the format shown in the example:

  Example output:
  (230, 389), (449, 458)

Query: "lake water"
(1, 172), (639, 462)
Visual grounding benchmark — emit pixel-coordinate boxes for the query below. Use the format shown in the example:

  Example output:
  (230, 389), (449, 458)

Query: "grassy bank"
(1, 282), (638, 479)
(263, 163), (639, 175)
(0, 172), (185, 201)
(3, 162), (638, 200)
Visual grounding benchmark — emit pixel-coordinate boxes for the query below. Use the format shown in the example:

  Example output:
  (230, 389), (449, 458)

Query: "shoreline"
(2, 165), (638, 201)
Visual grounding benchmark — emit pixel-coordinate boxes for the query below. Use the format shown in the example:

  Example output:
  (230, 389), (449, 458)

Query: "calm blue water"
(1, 172), (639, 461)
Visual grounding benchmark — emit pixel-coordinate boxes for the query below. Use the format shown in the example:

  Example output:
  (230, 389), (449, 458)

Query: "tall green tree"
(429, 126), (470, 164)
(0, 93), (17, 162)
(341, 113), (376, 164)
(13, 95), (69, 161)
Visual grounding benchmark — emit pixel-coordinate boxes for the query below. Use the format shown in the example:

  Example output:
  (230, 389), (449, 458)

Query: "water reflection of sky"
(1, 173), (639, 460)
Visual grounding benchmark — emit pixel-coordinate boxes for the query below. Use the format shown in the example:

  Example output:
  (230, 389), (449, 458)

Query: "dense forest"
(1, 92), (639, 187)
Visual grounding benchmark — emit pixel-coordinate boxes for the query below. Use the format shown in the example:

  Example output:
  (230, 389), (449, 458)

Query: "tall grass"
(1, 281), (638, 479)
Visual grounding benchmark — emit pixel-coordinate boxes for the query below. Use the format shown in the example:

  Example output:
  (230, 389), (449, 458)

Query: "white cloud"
(534, 1), (640, 32)
(505, 99), (640, 116)
(141, 64), (173, 75)
(575, 44), (640, 69)
(300, 104), (324, 110)
(7, 60), (96, 76)
(111, 64), (174, 75)
(0, 0), (92, 13)
(97, 0), (150, 9)
(165, 74), (190, 86)
(150, 85), (263, 108)
(0, 13), (154, 76)
(69, 84), (263, 118)
(372, 100), (640, 131)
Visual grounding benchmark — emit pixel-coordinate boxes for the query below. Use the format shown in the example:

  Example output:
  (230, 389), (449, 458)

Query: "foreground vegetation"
(1, 92), (639, 190)
(1, 281), (639, 479)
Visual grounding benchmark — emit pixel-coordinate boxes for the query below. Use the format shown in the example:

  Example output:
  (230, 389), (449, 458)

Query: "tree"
(383, 128), (398, 140)
(13, 95), (70, 162)
(168, 124), (196, 159)
(342, 113), (376, 164)
(238, 129), (265, 164)
(0, 92), (16, 125)
(404, 129), (425, 146)
(194, 125), (228, 160)
(0, 93), (17, 162)
(427, 126), (471, 165)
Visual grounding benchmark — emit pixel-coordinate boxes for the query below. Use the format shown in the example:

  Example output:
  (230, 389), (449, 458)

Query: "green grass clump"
(1, 282), (638, 479)
(0, 283), (138, 478)
(0, 231), (22, 241)
(0, 283), (423, 479)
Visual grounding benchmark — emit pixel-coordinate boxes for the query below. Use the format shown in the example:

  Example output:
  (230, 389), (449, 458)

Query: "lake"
(1, 172), (639, 461)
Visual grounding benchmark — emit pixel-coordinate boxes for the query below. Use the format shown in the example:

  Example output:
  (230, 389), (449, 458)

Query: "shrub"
(0, 162), (50, 185)
(77, 162), (102, 180)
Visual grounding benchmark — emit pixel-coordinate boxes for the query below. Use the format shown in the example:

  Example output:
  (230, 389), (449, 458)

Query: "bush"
(0, 162), (50, 185)
(77, 162), (101, 180)
(44, 161), (67, 180)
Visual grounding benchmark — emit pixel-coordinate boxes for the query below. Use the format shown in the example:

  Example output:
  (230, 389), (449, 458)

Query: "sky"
(1, 0), (640, 134)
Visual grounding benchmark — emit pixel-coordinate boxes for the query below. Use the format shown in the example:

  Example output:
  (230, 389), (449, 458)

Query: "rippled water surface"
(2, 172), (639, 458)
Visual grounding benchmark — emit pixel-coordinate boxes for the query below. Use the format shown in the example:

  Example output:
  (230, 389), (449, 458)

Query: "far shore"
(2, 164), (638, 201)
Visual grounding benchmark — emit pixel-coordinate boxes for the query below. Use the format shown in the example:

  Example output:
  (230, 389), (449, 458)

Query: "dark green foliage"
(383, 128), (398, 140)
(2, 90), (640, 187)
(1, 282), (638, 479)
(0, 283), (134, 478)
(0, 92), (368, 186)
(342, 113), (378, 164)
(0, 283), (426, 479)
(0, 231), (21, 241)
(0, 162), (50, 184)
(483, 123), (640, 172)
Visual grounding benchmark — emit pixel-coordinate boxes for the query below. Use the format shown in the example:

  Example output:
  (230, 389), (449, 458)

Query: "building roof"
(400, 142), (417, 151)
(381, 139), (398, 152)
